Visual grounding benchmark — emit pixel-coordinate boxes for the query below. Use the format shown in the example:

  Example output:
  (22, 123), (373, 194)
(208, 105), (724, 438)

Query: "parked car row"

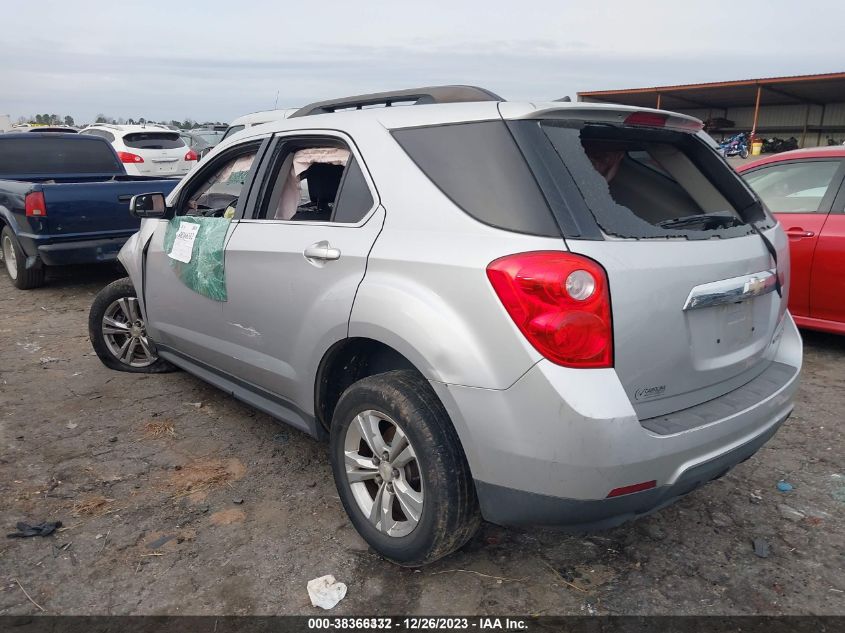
(0, 132), (179, 288)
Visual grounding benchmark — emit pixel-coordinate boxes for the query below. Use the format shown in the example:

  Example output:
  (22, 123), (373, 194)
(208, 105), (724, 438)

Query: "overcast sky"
(2, 0), (843, 124)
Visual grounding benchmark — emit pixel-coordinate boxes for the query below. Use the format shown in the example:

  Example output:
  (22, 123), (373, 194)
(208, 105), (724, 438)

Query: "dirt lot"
(1, 265), (843, 616)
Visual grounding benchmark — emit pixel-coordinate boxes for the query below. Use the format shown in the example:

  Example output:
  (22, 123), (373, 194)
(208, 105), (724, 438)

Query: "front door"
(222, 134), (383, 413)
(143, 139), (266, 368)
(742, 158), (844, 318)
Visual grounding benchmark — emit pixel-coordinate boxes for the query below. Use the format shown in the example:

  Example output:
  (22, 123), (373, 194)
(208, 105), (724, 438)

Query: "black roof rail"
(289, 85), (503, 118)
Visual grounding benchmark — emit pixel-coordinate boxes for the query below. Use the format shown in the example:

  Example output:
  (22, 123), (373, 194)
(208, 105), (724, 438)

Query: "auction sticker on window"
(168, 221), (200, 263)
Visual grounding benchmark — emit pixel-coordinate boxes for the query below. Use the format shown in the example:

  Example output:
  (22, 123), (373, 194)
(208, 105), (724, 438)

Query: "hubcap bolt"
(392, 468), (400, 479)
(386, 482), (394, 493)
(382, 452), (389, 461)
(372, 456), (380, 466)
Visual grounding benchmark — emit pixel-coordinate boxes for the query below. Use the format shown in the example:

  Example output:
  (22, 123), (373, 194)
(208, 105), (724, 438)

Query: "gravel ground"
(1, 264), (843, 616)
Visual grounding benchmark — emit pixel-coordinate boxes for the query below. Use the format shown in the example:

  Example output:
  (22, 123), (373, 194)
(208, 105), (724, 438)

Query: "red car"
(738, 147), (845, 335)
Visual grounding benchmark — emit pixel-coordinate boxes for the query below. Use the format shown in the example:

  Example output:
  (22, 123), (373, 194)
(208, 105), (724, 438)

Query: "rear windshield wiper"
(657, 212), (743, 231)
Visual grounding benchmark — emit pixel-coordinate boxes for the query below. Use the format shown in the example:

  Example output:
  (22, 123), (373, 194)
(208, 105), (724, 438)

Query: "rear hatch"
(122, 131), (190, 176)
(503, 104), (788, 419)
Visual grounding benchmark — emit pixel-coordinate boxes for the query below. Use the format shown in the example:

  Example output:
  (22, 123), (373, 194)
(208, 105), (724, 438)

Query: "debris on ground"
(72, 495), (113, 517)
(166, 458), (246, 501)
(307, 575), (347, 610)
(752, 538), (771, 558)
(143, 420), (176, 439)
(147, 534), (177, 549)
(778, 504), (806, 522)
(184, 402), (203, 408)
(232, 498), (244, 505)
(7, 521), (63, 538)
(777, 480), (794, 492)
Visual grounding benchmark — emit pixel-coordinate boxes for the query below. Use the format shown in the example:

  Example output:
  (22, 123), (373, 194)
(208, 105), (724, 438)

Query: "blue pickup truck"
(0, 133), (180, 289)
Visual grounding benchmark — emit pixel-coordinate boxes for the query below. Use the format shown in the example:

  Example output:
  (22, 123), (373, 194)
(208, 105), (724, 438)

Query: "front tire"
(88, 277), (175, 373)
(330, 370), (480, 566)
(1, 226), (45, 289)
(740, 148), (750, 159)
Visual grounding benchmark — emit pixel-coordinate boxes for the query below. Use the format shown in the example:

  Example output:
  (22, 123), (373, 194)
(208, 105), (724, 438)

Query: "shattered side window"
(540, 123), (757, 240)
(180, 151), (257, 218)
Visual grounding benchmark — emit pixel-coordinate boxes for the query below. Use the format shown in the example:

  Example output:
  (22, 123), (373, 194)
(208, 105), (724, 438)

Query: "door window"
(743, 161), (841, 213)
(177, 145), (259, 218)
(254, 138), (375, 223)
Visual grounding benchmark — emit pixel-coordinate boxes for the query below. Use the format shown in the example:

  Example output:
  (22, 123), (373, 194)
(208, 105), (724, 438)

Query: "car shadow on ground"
(800, 329), (845, 354)
(37, 263), (126, 290)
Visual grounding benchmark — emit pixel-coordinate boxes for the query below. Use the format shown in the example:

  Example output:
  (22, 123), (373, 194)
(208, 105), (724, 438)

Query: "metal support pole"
(750, 85), (762, 141)
(817, 104), (826, 147)
(656, 93), (662, 109)
(800, 103), (811, 148)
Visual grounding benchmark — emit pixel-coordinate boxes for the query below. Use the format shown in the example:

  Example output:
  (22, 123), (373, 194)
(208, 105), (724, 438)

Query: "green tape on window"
(163, 216), (232, 302)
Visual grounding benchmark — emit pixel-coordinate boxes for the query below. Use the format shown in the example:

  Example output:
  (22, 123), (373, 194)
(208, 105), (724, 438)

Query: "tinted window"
(81, 129), (115, 142)
(123, 132), (185, 149)
(392, 121), (559, 236)
(743, 161), (841, 213)
(0, 137), (121, 174)
(332, 157), (374, 223)
(222, 125), (245, 141)
(195, 132), (224, 145)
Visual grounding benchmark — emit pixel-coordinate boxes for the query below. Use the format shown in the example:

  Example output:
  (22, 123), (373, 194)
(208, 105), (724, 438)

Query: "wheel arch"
(315, 337), (418, 432)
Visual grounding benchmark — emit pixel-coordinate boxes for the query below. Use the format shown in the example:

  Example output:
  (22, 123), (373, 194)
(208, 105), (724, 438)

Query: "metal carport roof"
(577, 72), (845, 111)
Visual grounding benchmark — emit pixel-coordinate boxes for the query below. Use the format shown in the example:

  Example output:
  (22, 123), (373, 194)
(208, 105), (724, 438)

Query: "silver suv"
(89, 86), (802, 566)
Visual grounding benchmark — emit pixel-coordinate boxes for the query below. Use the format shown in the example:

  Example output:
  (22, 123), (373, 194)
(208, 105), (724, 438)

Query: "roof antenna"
(556, 95), (572, 102)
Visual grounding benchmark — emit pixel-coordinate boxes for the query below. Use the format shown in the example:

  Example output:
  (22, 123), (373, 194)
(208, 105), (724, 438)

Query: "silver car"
(89, 86), (802, 566)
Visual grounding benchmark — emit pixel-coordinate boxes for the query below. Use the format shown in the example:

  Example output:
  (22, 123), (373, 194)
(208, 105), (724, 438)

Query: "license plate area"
(687, 296), (773, 371)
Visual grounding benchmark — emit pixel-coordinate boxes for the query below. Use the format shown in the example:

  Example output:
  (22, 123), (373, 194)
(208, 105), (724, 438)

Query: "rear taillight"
(25, 191), (46, 217)
(185, 149), (198, 161)
(117, 151), (144, 164)
(487, 251), (613, 368)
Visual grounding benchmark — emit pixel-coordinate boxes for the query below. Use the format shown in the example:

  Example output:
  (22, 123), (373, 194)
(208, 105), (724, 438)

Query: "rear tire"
(88, 277), (176, 373)
(740, 148), (749, 159)
(329, 369), (480, 566)
(1, 226), (45, 289)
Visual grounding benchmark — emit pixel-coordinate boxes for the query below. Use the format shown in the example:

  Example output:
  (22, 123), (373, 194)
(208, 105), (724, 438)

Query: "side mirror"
(130, 192), (168, 219)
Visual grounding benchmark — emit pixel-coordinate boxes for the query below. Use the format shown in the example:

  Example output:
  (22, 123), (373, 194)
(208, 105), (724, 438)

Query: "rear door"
(221, 132), (382, 409)
(742, 158), (844, 318)
(507, 114), (789, 419)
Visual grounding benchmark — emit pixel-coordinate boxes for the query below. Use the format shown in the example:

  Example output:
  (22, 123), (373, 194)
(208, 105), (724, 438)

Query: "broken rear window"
(538, 122), (762, 240)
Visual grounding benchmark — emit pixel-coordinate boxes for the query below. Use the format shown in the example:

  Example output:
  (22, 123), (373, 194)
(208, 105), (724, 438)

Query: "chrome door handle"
(303, 241), (341, 261)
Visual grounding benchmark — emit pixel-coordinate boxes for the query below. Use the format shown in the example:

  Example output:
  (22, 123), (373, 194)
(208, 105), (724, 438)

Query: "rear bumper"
(431, 313), (802, 528)
(30, 236), (132, 266)
(474, 409), (788, 529)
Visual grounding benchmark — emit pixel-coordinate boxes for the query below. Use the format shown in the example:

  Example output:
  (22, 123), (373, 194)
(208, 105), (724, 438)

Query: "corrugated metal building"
(578, 72), (845, 147)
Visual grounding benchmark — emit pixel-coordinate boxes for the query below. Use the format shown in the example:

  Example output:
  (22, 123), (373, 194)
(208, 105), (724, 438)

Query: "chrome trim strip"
(683, 269), (777, 311)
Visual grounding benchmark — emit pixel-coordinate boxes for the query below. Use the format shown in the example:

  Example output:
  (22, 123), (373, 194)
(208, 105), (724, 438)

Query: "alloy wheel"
(101, 297), (157, 368)
(343, 410), (424, 538)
